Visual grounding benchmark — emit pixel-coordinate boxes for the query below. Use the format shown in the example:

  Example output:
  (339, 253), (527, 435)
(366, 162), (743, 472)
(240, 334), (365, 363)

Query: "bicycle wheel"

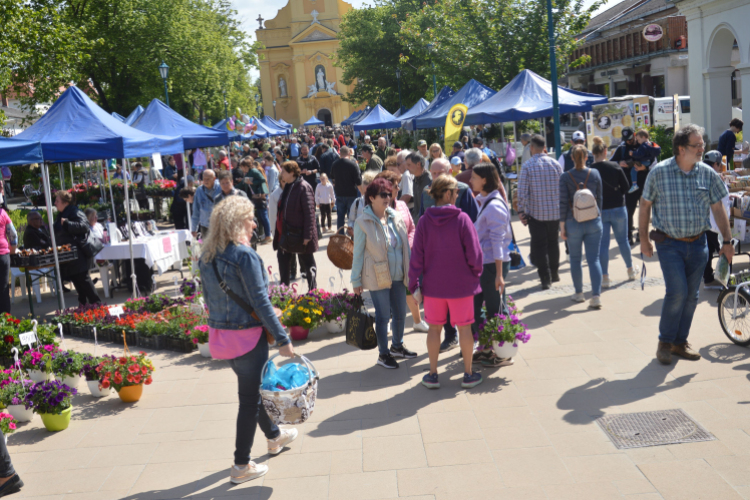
(718, 288), (750, 346)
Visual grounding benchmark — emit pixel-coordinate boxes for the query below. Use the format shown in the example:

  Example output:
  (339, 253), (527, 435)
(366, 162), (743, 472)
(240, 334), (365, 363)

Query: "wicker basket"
(327, 227), (353, 270)
(261, 354), (318, 425)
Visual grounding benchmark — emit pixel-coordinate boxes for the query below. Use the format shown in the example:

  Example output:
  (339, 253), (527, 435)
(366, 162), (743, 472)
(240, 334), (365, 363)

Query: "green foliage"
(648, 125), (673, 161)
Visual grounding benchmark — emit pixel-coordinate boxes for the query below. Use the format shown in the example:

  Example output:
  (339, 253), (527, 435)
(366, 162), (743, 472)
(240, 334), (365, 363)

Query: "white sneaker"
(571, 293), (585, 303)
(413, 320), (429, 332)
(601, 275), (611, 288)
(268, 428), (298, 455)
(230, 462), (268, 484)
(627, 266), (639, 281)
(589, 296), (602, 309)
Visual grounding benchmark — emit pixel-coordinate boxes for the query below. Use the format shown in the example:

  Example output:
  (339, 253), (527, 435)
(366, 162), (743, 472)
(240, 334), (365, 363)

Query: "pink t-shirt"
(208, 326), (264, 359)
(0, 210), (11, 255)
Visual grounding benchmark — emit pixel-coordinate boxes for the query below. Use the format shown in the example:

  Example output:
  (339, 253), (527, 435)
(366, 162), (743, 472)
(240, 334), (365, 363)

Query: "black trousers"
(320, 204), (332, 229)
(279, 251), (317, 290)
(703, 231), (722, 282)
(277, 249), (298, 279)
(69, 271), (101, 305)
(0, 254), (10, 315)
(528, 217), (560, 284)
(625, 167), (647, 238)
(173, 208), (189, 230)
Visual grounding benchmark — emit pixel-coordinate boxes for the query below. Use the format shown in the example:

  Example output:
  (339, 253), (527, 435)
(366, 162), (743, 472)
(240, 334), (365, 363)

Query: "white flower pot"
(87, 380), (112, 398)
(325, 319), (345, 334)
(197, 342), (211, 358)
(492, 341), (519, 359)
(61, 375), (82, 389)
(27, 370), (52, 383)
(7, 404), (33, 423)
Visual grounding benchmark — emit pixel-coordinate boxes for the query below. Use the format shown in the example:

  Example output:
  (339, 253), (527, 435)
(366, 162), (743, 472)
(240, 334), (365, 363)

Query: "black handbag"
(345, 296), (378, 350)
(80, 230), (104, 259)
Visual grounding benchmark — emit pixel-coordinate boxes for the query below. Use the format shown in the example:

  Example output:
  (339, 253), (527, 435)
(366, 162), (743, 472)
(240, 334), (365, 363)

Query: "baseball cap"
(417, 140), (427, 147)
(472, 137), (483, 145)
(704, 150), (722, 165)
(572, 131), (585, 142)
(621, 127), (635, 141)
(453, 141), (463, 149)
(186, 175), (195, 183)
(362, 144), (374, 152)
(450, 156), (462, 166)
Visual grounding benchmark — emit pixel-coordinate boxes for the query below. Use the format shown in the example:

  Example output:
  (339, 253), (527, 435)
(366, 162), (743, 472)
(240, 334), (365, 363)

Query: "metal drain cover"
(596, 409), (715, 449)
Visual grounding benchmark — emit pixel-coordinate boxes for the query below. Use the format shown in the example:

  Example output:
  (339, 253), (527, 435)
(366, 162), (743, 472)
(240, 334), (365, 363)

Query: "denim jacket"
(199, 242), (290, 346)
(191, 180), (221, 230)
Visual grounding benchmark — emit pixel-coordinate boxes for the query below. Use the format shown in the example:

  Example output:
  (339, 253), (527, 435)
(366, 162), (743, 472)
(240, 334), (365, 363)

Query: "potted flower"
(82, 354), (113, 397)
(269, 283), (297, 309)
(189, 325), (210, 357)
(24, 381), (77, 431)
(319, 290), (357, 334)
(52, 350), (84, 389)
(280, 295), (324, 341)
(0, 380), (34, 422)
(20, 346), (58, 383)
(477, 298), (531, 359)
(135, 320), (168, 350)
(96, 352), (155, 403)
(0, 412), (17, 443)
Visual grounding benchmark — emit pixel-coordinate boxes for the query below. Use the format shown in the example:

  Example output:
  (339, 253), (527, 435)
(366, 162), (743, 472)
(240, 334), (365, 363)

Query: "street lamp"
(546, 0), (561, 155)
(273, 100), (277, 120)
(396, 68), (403, 114)
(426, 44), (437, 98)
(222, 90), (228, 122)
(158, 61), (170, 108)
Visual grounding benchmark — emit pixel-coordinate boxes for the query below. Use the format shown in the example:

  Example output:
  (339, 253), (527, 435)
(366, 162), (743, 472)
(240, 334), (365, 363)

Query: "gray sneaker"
(268, 428), (298, 455)
(230, 462), (268, 484)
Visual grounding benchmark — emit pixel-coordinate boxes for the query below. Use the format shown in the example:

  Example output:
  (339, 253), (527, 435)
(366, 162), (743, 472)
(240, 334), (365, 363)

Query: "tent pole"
(108, 162), (117, 223)
(70, 163), (74, 188)
(500, 123), (505, 158)
(542, 119), (547, 151)
(123, 158), (138, 298)
(513, 122), (519, 172)
(41, 163), (66, 312)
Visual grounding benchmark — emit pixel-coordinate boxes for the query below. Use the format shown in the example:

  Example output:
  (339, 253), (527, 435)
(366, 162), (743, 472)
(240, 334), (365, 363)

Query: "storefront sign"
(600, 69), (619, 77)
(643, 24), (664, 42)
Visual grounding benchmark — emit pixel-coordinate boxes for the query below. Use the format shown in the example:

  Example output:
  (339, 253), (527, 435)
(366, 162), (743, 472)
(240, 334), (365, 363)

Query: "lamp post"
(546, 0), (561, 155)
(396, 68), (403, 114)
(222, 90), (228, 122)
(273, 100), (277, 120)
(255, 94), (261, 117)
(158, 61), (170, 108)
(426, 44), (437, 98)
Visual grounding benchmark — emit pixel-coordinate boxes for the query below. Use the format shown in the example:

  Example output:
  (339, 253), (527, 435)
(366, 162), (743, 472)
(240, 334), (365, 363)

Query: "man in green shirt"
(362, 145), (383, 172)
(375, 136), (393, 162)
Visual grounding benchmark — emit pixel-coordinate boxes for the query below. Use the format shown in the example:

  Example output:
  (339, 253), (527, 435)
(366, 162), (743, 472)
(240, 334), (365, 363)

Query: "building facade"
(254, 0), (363, 128)
(566, 0), (690, 100)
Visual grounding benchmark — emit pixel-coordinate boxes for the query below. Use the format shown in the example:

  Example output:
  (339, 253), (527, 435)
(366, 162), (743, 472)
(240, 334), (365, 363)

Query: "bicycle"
(717, 269), (750, 346)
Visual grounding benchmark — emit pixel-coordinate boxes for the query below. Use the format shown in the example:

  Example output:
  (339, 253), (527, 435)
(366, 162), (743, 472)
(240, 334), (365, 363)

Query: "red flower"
(118, 357), (127, 365)
(144, 377), (153, 385)
(127, 364), (139, 374)
(133, 375), (142, 384)
(101, 380), (110, 389)
(126, 374), (134, 383)
(141, 367), (148, 375)
(3, 336), (13, 343)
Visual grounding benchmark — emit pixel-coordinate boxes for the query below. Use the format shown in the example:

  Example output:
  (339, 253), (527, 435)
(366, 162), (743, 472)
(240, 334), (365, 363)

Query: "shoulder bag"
(344, 295), (378, 350)
(279, 181), (307, 254)
(211, 260), (277, 346)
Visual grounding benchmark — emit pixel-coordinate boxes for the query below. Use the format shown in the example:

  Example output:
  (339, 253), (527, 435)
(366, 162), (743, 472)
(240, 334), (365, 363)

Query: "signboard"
(643, 24), (664, 42)
(19, 331), (37, 347)
(108, 306), (124, 317)
(590, 100), (635, 149)
(673, 94), (680, 131)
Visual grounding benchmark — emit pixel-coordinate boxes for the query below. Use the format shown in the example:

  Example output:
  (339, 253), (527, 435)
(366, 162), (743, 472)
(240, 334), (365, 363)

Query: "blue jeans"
(336, 196), (357, 230)
(227, 339), (280, 465)
(473, 261), (510, 335)
(256, 207), (271, 239)
(599, 206), (633, 276)
(655, 235), (708, 344)
(566, 217), (603, 296)
(369, 281), (406, 356)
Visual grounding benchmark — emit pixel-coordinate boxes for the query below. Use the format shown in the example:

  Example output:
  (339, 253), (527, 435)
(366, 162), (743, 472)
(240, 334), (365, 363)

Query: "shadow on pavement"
(116, 469), (273, 500)
(700, 342), (750, 364)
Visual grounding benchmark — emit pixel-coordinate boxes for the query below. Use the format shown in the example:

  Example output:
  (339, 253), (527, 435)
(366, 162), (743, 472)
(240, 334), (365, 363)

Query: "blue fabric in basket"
(261, 361), (311, 392)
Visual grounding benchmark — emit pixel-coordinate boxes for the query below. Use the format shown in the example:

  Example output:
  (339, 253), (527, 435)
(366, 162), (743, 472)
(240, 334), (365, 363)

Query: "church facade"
(255, 0), (363, 128)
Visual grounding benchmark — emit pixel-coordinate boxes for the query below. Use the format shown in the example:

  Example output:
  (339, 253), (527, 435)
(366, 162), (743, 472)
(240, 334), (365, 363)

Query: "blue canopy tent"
(124, 105), (144, 126)
(400, 87), (455, 129)
(277, 118), (293, 130)
(259, 116), (289, 136)
(395, 98), (429, 121)
(131, 98), (229, 149)
(410, 80), (496, 130)
(251, 118), (281, 138)
(350, 106), (373, 125)
(0, 137), (44, 166)
(353, 105), (402, 131)
(111, 112), (126, 122)
(262, 116), (291, 133)
(212, 119), (246, 141)
(341, 111), (362, 126)
(464, 69), (608, 125)
(303, 115), (325, 127)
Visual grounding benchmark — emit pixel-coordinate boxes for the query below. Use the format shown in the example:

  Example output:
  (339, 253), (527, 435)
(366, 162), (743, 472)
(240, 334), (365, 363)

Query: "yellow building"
(255, 0), (363, 128)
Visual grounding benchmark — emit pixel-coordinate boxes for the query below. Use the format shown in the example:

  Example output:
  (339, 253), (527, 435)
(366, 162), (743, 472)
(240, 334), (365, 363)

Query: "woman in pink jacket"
(409, 175), (484, 390)
(376, 170), (429, 332)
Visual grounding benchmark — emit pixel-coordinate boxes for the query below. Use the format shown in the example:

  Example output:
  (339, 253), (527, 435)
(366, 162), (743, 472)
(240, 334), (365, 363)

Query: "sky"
(234, 0), (613, 82)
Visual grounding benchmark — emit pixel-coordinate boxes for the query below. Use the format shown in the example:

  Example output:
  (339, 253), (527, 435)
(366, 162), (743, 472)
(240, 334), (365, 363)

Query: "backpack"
(568, 169), (599, 222)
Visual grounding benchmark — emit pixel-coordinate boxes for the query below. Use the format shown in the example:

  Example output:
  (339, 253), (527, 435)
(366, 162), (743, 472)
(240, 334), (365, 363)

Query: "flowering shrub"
(52, 351), (85, 378)
(281, 295), (324, 328)
(269, 284), (297, 309)
(0, 413), (17, 435)
(25, 381), (77, 414)
(180, 278), (198, 297)
(125, 294), (185, 314)
(82, 355), (113, 382)
(96, 352), (155, 391)
(477, 298), (531, 348)
(317, 289), (357, 322)
(0, 314), (58, 358)
(189, 325), (209, 345)
(0, 380), (30, 407)
(19, 345), (59, 373)
(153, 179), (177, 190)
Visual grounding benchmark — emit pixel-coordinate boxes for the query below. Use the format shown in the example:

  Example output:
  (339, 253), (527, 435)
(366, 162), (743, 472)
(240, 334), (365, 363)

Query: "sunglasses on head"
(377, 192), (393, 199)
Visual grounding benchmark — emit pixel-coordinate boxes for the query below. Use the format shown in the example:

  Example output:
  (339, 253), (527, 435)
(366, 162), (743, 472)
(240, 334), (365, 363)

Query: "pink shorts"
(423, 296), (475, 327)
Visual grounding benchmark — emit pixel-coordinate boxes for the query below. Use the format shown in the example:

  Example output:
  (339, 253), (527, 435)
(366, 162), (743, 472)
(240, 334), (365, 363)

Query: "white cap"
(572, 131), (585, 142)
(450, 156), (462, 165)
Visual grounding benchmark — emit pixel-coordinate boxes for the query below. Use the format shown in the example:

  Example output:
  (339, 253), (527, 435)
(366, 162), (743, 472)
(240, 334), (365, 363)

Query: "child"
(314, 173), (336, 232)
(628, 129), (662, 194)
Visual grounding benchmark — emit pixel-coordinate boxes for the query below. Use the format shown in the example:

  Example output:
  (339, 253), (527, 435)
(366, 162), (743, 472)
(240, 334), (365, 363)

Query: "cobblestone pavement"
(8, 214), (750, 500)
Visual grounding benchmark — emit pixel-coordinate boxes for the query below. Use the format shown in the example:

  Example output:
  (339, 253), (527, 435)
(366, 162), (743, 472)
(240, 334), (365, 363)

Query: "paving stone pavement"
(8, 214), (750, 500)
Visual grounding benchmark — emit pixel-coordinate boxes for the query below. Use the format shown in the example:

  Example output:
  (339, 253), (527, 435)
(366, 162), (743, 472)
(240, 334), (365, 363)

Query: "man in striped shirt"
(517, 134), (563, 289)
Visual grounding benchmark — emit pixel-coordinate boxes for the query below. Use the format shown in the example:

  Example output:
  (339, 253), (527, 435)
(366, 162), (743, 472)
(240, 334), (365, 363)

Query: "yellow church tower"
(255, 0), (363, 128)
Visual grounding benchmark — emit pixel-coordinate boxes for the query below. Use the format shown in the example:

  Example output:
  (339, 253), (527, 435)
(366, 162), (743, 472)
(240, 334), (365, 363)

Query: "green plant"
(96, 353), (154, 391)
(0, 413), (17, 435)
(648, 125), (673, 160)
(477, 298), (531, 347)
(24, 381), (77, 414)
(280, 295), (324, 328)
(52, 351), (84, 378)
(0, 380), (30, 407)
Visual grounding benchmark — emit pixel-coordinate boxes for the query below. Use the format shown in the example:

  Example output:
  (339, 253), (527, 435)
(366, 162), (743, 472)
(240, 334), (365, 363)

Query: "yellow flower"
(304, 318), (311, 323)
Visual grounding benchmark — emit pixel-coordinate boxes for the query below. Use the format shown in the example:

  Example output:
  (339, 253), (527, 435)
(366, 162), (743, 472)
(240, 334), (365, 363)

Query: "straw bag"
(327, 227), (353, 270)
(260, 353), (319, 425)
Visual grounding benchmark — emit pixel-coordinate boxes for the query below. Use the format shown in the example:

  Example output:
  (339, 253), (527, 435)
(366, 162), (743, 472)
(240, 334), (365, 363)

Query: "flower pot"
(87, 380), (112, 398)
(61, 374), (82, 389)
(167, 337), (195, 353)
(28, 370), (52, 383)
(289, 326), (310, 341)
(7, 404), (33, 423)
(197, 342), (211, 358)
(325, 319), (345, 334)
(39, 407), (72, 432)
(117, 384), (143, 403)
(492, 341), (519, 359)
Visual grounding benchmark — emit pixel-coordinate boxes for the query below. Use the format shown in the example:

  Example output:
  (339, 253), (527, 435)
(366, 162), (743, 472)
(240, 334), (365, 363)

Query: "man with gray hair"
(640, 124), (733, 365)
(455, 147), (483, 185)
(396, 149), (414, 203)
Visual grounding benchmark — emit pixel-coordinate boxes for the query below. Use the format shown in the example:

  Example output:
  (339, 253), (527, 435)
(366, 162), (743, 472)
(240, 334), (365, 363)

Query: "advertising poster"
(591, 101), (635, 149)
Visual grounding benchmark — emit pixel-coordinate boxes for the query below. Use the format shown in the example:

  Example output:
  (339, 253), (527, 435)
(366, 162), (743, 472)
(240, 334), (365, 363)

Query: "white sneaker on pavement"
(589, 296), (602, 309)
(571, 293), (585, 303)
(627, 266), (639, 281)
(230, 462), (268, 484)
(601, 275), (611, 288)
(268, 428), (298, 455)
(413, 320), (429, 332)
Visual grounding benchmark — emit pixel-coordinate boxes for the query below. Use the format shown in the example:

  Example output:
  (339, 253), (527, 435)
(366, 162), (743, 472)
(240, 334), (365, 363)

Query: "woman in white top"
(314, 174), (336, 232)
(347, 170), (377, 237)
(84, 208), (104, 243)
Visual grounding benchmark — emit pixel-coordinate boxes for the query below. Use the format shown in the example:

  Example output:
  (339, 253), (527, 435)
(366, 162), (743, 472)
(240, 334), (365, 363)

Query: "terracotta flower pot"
(289, 326), (310, 341)
(40, 407), (72, 432)
(117, 384), (143, 403)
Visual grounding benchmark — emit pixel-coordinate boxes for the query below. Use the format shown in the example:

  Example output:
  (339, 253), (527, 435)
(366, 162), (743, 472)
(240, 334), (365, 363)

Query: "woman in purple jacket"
(409, 175), (484, 389)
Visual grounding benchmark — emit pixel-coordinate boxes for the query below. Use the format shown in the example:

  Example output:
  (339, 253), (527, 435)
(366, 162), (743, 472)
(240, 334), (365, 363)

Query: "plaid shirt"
(642, 157), (728, 239)
(517, 154), (563, 221)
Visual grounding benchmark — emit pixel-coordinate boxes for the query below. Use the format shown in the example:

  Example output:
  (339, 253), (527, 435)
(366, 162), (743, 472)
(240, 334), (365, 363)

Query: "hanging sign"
(643, 24), (664, 42)
(19, 331), (37, 347)
(109, 306), (124, 317)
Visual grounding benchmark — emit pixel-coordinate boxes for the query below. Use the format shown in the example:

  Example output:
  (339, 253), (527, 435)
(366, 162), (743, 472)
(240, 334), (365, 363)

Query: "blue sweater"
(718, 129), (737, 160)
(191, 180), (221, 230)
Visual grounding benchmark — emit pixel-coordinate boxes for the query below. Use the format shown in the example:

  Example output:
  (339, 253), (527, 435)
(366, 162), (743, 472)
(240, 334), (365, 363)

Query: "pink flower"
(192, 338), (198, 344)
(8, 423), (15, 430)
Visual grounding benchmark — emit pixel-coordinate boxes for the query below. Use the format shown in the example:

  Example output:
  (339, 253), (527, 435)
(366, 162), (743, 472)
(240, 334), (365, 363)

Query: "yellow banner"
(444, 104), (468, 155)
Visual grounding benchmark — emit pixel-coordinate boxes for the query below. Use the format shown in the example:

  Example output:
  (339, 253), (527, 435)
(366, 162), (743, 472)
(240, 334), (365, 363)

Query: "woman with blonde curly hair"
(429, 143), (445, 166)
(200, 196), (297, 484)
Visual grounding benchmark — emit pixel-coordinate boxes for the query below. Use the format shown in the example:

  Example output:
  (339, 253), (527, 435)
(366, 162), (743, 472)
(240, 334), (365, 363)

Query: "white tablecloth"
(95, 230), (191, 275)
